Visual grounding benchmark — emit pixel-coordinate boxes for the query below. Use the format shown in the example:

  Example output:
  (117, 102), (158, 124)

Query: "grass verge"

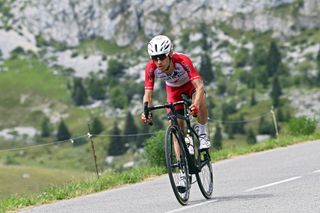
(1, 132), (319, 213)
(211, 132), (320, 162)
(0, 166), (165, 213)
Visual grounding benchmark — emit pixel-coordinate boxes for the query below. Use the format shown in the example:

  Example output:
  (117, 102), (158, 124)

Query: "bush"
(288, 116), (318, 136)
(144, 131), (166, 167)
(109, 86), (128, 109)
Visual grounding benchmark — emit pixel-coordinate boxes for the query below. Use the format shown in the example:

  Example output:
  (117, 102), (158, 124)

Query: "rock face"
(288, 89), (320, 121)
(7, 0), (320, 47)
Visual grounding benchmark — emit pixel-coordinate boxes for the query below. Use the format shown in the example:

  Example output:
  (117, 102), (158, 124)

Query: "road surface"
(19, 140), (320, 213)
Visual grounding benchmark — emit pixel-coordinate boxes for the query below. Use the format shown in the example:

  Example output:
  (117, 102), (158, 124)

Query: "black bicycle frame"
(144, 99), (205, 174)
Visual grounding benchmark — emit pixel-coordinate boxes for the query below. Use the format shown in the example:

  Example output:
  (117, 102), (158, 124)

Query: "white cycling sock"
(199, 124), (207, 135)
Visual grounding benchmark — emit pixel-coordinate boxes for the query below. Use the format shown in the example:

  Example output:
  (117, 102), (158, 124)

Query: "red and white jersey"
(144, 52), (202, 90)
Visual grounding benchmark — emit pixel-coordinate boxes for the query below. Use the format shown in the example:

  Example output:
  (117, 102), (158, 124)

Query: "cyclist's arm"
(191, 79), (205, 107)
(143, 89), (153, 106)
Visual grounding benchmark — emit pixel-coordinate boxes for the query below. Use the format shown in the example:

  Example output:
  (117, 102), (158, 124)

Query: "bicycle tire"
(165, 125), (190, 205)
(191, 124), (214, 199)
(195, 149), (213, 199)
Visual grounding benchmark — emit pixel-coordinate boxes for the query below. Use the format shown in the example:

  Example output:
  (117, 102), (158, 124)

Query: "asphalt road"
(19, 140), (320, 213)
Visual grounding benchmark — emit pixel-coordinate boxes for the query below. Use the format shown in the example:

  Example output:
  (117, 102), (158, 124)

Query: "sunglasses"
(151, 54), (168, 61)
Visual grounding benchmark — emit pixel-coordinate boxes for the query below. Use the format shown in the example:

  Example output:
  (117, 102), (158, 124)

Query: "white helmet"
(147, 35), (173, 56)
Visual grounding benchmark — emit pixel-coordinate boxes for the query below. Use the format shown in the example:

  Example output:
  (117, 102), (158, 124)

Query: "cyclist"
(141, 34), (211, 150)
(141, 35), (211, 191)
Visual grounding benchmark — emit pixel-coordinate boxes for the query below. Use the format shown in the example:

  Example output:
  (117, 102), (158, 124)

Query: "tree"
(123, 111), (139, 147)
(276, 108), (285, 122)
(124, 80), (144, 102)
(71, 77), (88, 106)
(107, 59), (125, 79)
(234, 48), (250, 68)
(108, 121), (126, 156)
(266, 41), (282, 77)
(206, 95), (215, 119)
(213, 123), (223, 150)
(234, 113), (246, 134)
(148, 113), (164, 136)
(199, 53), (215, 83)
(251, 44), (267, 67)
(226, 122), (235, 139)
(180, 32), (190, 50)
(109, 86), (128, 109)
(105, 59), (126, 87)
(221, 100), (238, 122)
(270, 75), (282, 107)
(246, 128), (257, 145)
(138, 124), (151, 148)
(87, 75), (106, 100)
(199, 22), (211, 51)
(56, 120), (71, 141)
(250, 90), (257, 106)
(90, 117), (104, 135)
(41, 117), (51, 137)
(238, 68), (254, 87)
(253, 66), (269, 88)
(217, 79), (227, 95)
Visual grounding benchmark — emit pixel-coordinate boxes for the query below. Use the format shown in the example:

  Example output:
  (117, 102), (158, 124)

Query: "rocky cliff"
(6, 0), (320, 47)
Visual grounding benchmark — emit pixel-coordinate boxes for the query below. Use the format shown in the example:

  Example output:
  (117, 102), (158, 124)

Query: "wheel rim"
(196, 151), (213, 198)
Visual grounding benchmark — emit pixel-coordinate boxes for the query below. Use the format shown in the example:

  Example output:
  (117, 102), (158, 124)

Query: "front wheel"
(165, 126), (190, 205)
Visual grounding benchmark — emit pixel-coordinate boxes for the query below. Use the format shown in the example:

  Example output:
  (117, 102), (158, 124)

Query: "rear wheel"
(196, 150), (213, 199)
(165, 126), (190, 205)
(192, 124), (214, 199)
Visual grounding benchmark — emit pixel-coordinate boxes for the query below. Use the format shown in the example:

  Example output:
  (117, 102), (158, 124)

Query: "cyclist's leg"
(191, 93), (208, 125)
(190, 87), (211, 150)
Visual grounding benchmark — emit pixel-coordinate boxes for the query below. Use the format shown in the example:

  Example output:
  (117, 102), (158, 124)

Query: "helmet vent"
(147, 35), (172, 56)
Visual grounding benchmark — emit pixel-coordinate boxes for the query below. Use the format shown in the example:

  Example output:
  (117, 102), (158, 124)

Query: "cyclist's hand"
(189, 104), (199, 117)
(141, 112), (153, 125)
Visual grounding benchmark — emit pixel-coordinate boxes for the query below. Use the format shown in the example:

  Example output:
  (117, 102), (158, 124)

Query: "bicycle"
(144, 94), (214, 205)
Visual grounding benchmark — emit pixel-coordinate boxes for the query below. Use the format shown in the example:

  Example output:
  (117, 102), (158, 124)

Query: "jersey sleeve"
(144, 61), (156, 91)
(178, 54), (202, 81)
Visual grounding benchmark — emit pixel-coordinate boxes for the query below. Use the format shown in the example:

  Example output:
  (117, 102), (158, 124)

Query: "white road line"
(312, 170), (320, 173)
(165, 199), (218, 213)
(245, 176), (302, 192)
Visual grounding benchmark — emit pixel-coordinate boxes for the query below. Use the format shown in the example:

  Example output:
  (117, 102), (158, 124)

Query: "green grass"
(0, 166), (165, 213)
(1, 131), (319, 213)
(0, 57), (69, 129)
(0, 165), (92, 200)
(76, 37), (131, 56)
(268, 1), (301, 18)
(0, 55), (115, 136)
(212, 132), (320, 162)
(289, 29), (320, 46)
(0, 57), (69, 102)
(0, 136), (110, 172)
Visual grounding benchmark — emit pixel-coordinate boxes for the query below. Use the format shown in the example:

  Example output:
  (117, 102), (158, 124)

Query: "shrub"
(246, 128), (257, 145)
(144, 131), (166, 167)
(288, 116), (318, 136)
(109, 86), (128, 109)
